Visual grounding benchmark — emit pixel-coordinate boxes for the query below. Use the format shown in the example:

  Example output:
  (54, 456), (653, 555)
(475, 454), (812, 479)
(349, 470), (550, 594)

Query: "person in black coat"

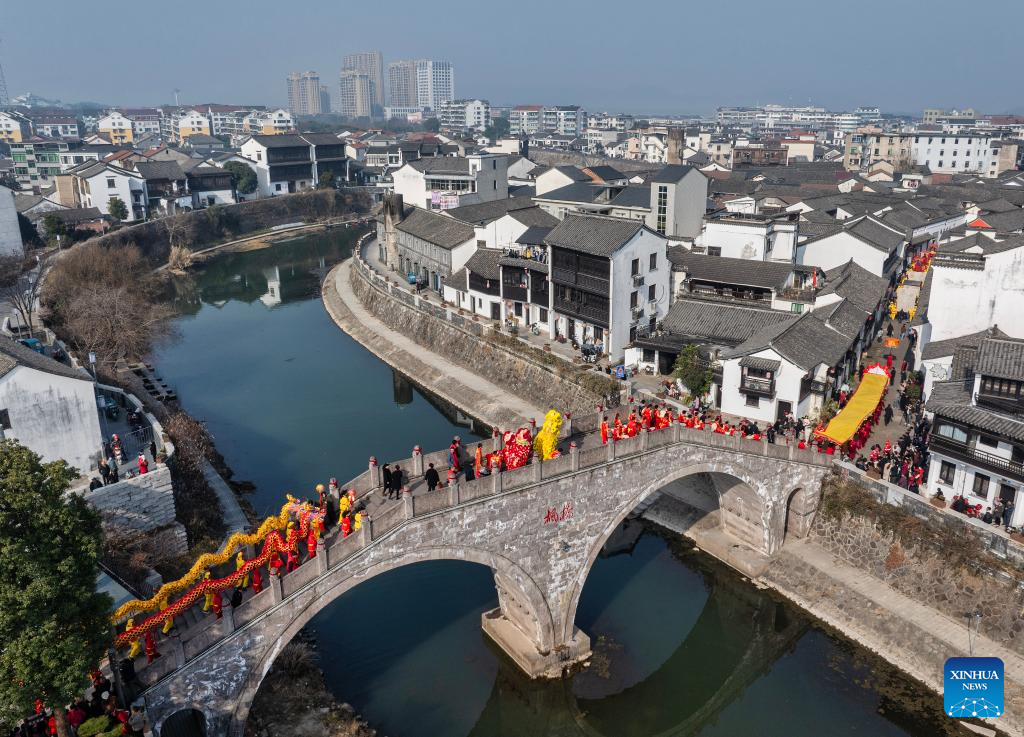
(381, 463), (393, 499)
(425, 463), (441, 491)
(390, 465), (404, 497)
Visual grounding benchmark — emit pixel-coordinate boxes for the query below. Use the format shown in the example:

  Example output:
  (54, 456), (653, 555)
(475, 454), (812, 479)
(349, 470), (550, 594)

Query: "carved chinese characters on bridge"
(544, 502), (573, 524)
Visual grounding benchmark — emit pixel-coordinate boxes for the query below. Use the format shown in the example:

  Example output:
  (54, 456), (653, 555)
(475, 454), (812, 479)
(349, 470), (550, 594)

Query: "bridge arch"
(559, 462), (787, 646)
(225, 545), (556, 737)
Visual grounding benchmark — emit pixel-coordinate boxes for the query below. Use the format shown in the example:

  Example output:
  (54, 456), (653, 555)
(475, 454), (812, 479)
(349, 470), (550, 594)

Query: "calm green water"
(154, 232), (957, 737)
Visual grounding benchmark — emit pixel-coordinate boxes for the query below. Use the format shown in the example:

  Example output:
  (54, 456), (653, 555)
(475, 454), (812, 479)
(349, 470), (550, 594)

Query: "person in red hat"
(252, 566), (264, 594)
(341, 513), (352, 538)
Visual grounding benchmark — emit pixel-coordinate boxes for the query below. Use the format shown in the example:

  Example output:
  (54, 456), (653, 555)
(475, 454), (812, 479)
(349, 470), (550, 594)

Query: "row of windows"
(981, 376), (1022, 398)
(937, 461), (1016, 503)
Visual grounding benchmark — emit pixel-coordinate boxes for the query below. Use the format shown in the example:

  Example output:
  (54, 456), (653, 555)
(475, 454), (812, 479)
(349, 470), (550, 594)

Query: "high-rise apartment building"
(342, 51), (384, 109)
(414, 60), (455, 111)
(387, 60), (418, 108)
(286, 71), (322, 116)
(338, 70), (373, 119)
(319, 86), (331, 116)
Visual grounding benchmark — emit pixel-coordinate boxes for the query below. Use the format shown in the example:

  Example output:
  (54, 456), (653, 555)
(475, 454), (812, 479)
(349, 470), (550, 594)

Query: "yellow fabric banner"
(817, 368), (889, 445)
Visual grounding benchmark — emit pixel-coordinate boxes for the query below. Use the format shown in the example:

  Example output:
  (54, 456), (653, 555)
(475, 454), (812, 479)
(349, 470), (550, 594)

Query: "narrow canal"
(154, 230), (960, 737)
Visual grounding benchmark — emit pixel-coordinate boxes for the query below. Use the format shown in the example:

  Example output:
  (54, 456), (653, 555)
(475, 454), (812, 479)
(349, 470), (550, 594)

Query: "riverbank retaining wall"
(349, 255), (615, 418)
(809, 467), (1024, 656)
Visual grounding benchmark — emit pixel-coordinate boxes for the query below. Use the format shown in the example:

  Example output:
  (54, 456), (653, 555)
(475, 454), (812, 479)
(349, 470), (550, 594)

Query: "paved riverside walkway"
(322, 256), (543, 430)
(765, 539), (1024, 736)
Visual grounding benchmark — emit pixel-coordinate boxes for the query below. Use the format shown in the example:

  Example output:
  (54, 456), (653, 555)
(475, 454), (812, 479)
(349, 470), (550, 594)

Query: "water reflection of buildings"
(259, 266), (283, 308)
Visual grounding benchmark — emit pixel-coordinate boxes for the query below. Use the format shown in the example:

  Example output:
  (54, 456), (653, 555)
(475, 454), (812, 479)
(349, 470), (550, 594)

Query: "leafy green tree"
(0, 441), (112, 737)
(41, 213), (67, 241)
(423, 117), (441, 133)
(484, 117), (511, 141)
(317, 170), (335, 189)
(672, 344), (712, 398)
(107, 197), (128, 222)
(223, 161), (257, 195)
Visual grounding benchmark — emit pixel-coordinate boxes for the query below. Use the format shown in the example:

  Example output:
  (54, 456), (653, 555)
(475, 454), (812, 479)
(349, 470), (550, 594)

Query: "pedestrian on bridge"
(390, 465), (404, 497)
(425, 463), (440, 491)
(381, 464), (393, 497)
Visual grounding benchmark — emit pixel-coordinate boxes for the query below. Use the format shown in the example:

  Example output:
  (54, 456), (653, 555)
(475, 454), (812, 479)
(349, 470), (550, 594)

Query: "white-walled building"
(0, 186), (24, 257)
(911, 132), (1018, 178)
(796, 215), (906, 277)
(926, 334), (1024, 527)
(547, 213), (669, 360)
(438, 99), (490, 132)
(391, 154), (509, 210)
(698, 212), (799, 262)
(921, 234), (1024, 343)
(58, 161), (148, 221)
(645, 164), (708, 241)
(720, 311), (857, 424)
(238, 133), (347, 197)
(0, 339), (101, 472)
(377, 205), (476, 291)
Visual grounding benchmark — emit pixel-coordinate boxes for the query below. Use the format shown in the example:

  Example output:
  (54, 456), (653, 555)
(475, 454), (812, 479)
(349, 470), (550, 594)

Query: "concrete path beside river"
(322, 257), (544, 431)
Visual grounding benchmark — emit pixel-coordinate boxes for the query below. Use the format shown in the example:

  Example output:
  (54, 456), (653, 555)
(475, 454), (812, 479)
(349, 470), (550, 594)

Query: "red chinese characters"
(544, 502), (574, 524)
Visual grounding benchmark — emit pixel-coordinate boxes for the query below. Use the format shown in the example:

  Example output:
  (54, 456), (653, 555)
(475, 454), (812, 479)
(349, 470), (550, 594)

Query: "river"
(153, 231), (959, 737)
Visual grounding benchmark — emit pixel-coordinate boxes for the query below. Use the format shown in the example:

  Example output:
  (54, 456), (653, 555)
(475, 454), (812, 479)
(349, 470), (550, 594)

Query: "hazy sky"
(2, 0), (1022, 115)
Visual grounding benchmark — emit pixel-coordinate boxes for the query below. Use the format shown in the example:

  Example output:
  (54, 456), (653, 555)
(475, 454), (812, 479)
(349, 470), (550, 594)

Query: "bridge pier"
(483, 572), (591, 678)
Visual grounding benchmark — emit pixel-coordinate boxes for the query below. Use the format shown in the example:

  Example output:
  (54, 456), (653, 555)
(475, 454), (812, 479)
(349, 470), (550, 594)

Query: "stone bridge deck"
(126, 422), (831, 736)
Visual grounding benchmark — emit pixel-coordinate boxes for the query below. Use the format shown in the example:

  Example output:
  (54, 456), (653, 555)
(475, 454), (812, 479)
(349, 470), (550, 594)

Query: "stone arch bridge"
(130, 423), (830, 736)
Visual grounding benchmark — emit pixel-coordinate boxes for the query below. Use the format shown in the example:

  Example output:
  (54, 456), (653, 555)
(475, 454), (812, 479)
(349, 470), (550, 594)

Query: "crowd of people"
(10, 671), (146, 737)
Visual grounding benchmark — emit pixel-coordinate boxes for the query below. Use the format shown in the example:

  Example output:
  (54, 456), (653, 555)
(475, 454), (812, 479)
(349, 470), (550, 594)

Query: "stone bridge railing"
(129, 420), (831, 694)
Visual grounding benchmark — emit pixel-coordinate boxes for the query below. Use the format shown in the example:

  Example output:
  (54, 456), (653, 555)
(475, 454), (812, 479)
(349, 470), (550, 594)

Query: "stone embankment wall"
(809, 468), (1024, 656)
(350, 256), (616, 417)
(82, 466), (189, 557)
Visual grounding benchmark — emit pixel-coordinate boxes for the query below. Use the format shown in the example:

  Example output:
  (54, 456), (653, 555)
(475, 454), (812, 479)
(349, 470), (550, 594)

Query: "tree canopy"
(672, 344), (712, 399)
(107, 197), (128, 221)
(0, 441), (112, 731)
(484, 117), (511, 142)
(223, 161), (257, 195)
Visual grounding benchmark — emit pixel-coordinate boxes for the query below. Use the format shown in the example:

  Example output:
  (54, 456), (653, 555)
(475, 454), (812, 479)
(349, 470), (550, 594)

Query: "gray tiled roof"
(508, 206), (559, 228)
(739, 356), (781, 372)
(726, 312), (853, 371)
(975, 337), (1024, 381)
(396, 207), (475, 249)
(515, 225), (553, 245)
(972, 208), (1024, 233)
(818, 260), (888, 314)
(250, 134), (309, 148)
(671, 250), (796, 290)
(464, 249), (502, 280)
(498, 255), (548, 274)
(821, 298), (868, 339)
(659, 299), (795, 346)
(134, 160), (186, 181)
(922, 327), (1008, 361)
(0, 337), (89, 381)
(544, 213), (644, 257)
(585, 165), (625, 182)
(408, 157), (471, 175)
(927, 380), (1024, 443)
(609, 185), (651, 209)
(651, 164), (697, 183)
(534, 182), (604, 204)
(846, 216), (905, 253)
(444, 197), (535, 225)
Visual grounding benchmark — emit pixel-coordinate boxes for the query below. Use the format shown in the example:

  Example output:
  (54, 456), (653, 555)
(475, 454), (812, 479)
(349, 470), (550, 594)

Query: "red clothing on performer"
(601, 421), (609, 445)
(286, 548), (299, 572)
(145, 631), (160, 663)
(307, 531), (317, 558)
(252, 567), (263, 593)
(212, 591), (223, 619)
(341, 515), (352, 538)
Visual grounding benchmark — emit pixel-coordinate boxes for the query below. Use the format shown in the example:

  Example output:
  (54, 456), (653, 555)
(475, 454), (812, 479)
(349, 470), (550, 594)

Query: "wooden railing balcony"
(930, 434), (1024, 480)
